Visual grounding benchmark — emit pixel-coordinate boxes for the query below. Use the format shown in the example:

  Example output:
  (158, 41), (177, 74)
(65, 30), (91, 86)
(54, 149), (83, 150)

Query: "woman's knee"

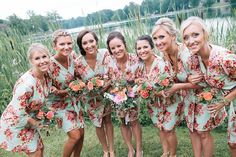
(163, 129), (176, 135)
(228, 142), (236, 149)
(197, 131), (211, 139)
(130, 120), (139, 127)
(68, 129), (81, 141)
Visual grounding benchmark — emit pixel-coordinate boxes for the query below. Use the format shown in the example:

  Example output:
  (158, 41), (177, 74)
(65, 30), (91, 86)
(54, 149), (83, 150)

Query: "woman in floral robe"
(47, 29), (84, 157)
(135, 35), (182, 157)
(106, 31), (143, 157)
(0, 43), (51, 156)
(181, 16), (236, 157)
(75, 29), (115, 157)
(151, 18), (189, 157)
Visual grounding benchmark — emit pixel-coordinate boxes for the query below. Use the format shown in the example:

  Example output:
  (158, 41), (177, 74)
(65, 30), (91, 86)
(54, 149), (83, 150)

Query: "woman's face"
(152, 28), (174, 53)
(136, 40), (153, 61)
(108, 37), (127, 60)
(54, 36), (73, 57)
(183, 23), (206, 55)
(30, 51), (50, 73)
(81, 33), (98, 55)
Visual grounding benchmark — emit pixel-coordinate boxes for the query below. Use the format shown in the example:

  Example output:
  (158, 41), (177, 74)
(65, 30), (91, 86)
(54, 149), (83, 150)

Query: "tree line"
(0, 0), (235, 35)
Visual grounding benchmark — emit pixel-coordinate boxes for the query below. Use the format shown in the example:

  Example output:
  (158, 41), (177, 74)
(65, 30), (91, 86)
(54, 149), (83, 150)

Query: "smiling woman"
(0, 43), (52, 157)
(47, 29), (85, 157)
(181, 16), (236, 157)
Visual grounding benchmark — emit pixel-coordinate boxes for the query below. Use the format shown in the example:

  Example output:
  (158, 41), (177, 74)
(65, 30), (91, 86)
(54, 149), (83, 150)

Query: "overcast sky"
(1, 0), (143, 20)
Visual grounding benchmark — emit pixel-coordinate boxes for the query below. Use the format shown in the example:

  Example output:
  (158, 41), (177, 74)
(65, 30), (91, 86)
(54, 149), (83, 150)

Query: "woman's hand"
(207, 103), (225, 116)
(28, 117), (43, 129)
(164, 84), (179, 97)
(208, 98), (230, 115)
(188, 74), (203, 84)
(50, 86), (68, 98)
(101, 80), (112, 94)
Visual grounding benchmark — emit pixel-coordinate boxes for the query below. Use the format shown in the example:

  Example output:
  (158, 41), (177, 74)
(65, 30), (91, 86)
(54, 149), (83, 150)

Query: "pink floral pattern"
(108, 54), (142, 122)
(183, 45), (229, 132)
(47, 52), (84, 132)
(75, 49), (113, 127)
(139, 54), (183, 130)
(198, 45), (236, 142)
(0, 70), (50, 153)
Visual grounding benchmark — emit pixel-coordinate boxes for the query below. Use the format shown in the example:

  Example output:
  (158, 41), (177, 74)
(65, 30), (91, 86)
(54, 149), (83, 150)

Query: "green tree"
(112, 9), (127, 21)
(46, 11), (62, 31)
(27, 10), (49, 32)
(7, 14), (29, 35)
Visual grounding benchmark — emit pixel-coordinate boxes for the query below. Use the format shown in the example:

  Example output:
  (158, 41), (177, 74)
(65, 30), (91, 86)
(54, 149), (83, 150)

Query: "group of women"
(0, 16), (235, 157)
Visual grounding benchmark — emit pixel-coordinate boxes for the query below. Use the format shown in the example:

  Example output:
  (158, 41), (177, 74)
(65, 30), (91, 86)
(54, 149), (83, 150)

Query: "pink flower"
(36, 110), (44, 120)
(114, 91), (127, 104)
(87, 81), (94, 91)
(128, 91), (135, 98)
(46, 111), (54, 120)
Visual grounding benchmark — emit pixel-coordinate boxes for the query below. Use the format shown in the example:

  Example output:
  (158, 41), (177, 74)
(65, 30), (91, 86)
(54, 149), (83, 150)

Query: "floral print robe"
(47, 52), (84, 132)
(75, 49), (113, 127)
(196, 45), (236, 143)
(108, 54), (142, 124)
(182, 45), (227, 132)
(141, 55), (183, 130)
(0, 70), (51, 154)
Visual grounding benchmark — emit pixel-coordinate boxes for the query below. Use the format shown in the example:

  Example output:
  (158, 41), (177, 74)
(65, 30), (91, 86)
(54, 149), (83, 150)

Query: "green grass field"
(0, 124), (230, 157)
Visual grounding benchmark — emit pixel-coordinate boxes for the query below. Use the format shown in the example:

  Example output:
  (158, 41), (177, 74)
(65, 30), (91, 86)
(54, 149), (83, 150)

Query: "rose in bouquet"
(35, 106), (57, 136)
(85, 74), (110, 107)
(136, 81), (155, 105)
(197, 87), (226, 120)
(197, 87), (223, 104)
(67, 79), (86, 97)
(153, 73), (173, 94)
(104, 79), (138, 111)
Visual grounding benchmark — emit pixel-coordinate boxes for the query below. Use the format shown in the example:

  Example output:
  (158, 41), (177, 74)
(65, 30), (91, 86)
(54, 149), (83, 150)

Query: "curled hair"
(27, 43), (50, 61)
(180, 16), (209, 40)
(135, 35), (154, 50)
(152, 17), (178, 37)
(106, 31), (127, 55)
(52, 29), (72, 45)
(76, 29), (98, 56)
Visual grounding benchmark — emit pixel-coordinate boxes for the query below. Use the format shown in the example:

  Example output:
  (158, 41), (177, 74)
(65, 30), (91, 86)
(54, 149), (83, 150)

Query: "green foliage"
(0, 126), (230, 156)
(0, 89), (12, 115)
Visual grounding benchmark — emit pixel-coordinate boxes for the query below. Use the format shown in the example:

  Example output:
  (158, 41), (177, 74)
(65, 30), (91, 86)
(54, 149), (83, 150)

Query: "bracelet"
(221, 98), (230, 106)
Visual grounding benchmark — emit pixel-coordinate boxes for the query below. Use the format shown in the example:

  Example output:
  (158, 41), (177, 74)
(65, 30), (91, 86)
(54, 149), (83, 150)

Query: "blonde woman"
(151, 17), (217, 156)
(47, 29), (84, 157)
(0, 43), (51, 157)
(181, 16), (236, 157)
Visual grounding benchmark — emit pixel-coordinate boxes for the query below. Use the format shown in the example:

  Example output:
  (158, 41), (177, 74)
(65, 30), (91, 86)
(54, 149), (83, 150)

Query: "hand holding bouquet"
(35, 106), (57, 136)
(197, 87), (226, 116)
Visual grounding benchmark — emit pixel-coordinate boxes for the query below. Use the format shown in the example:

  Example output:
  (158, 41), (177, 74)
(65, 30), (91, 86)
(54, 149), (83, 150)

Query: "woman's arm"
(165, 82), (202, 97)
